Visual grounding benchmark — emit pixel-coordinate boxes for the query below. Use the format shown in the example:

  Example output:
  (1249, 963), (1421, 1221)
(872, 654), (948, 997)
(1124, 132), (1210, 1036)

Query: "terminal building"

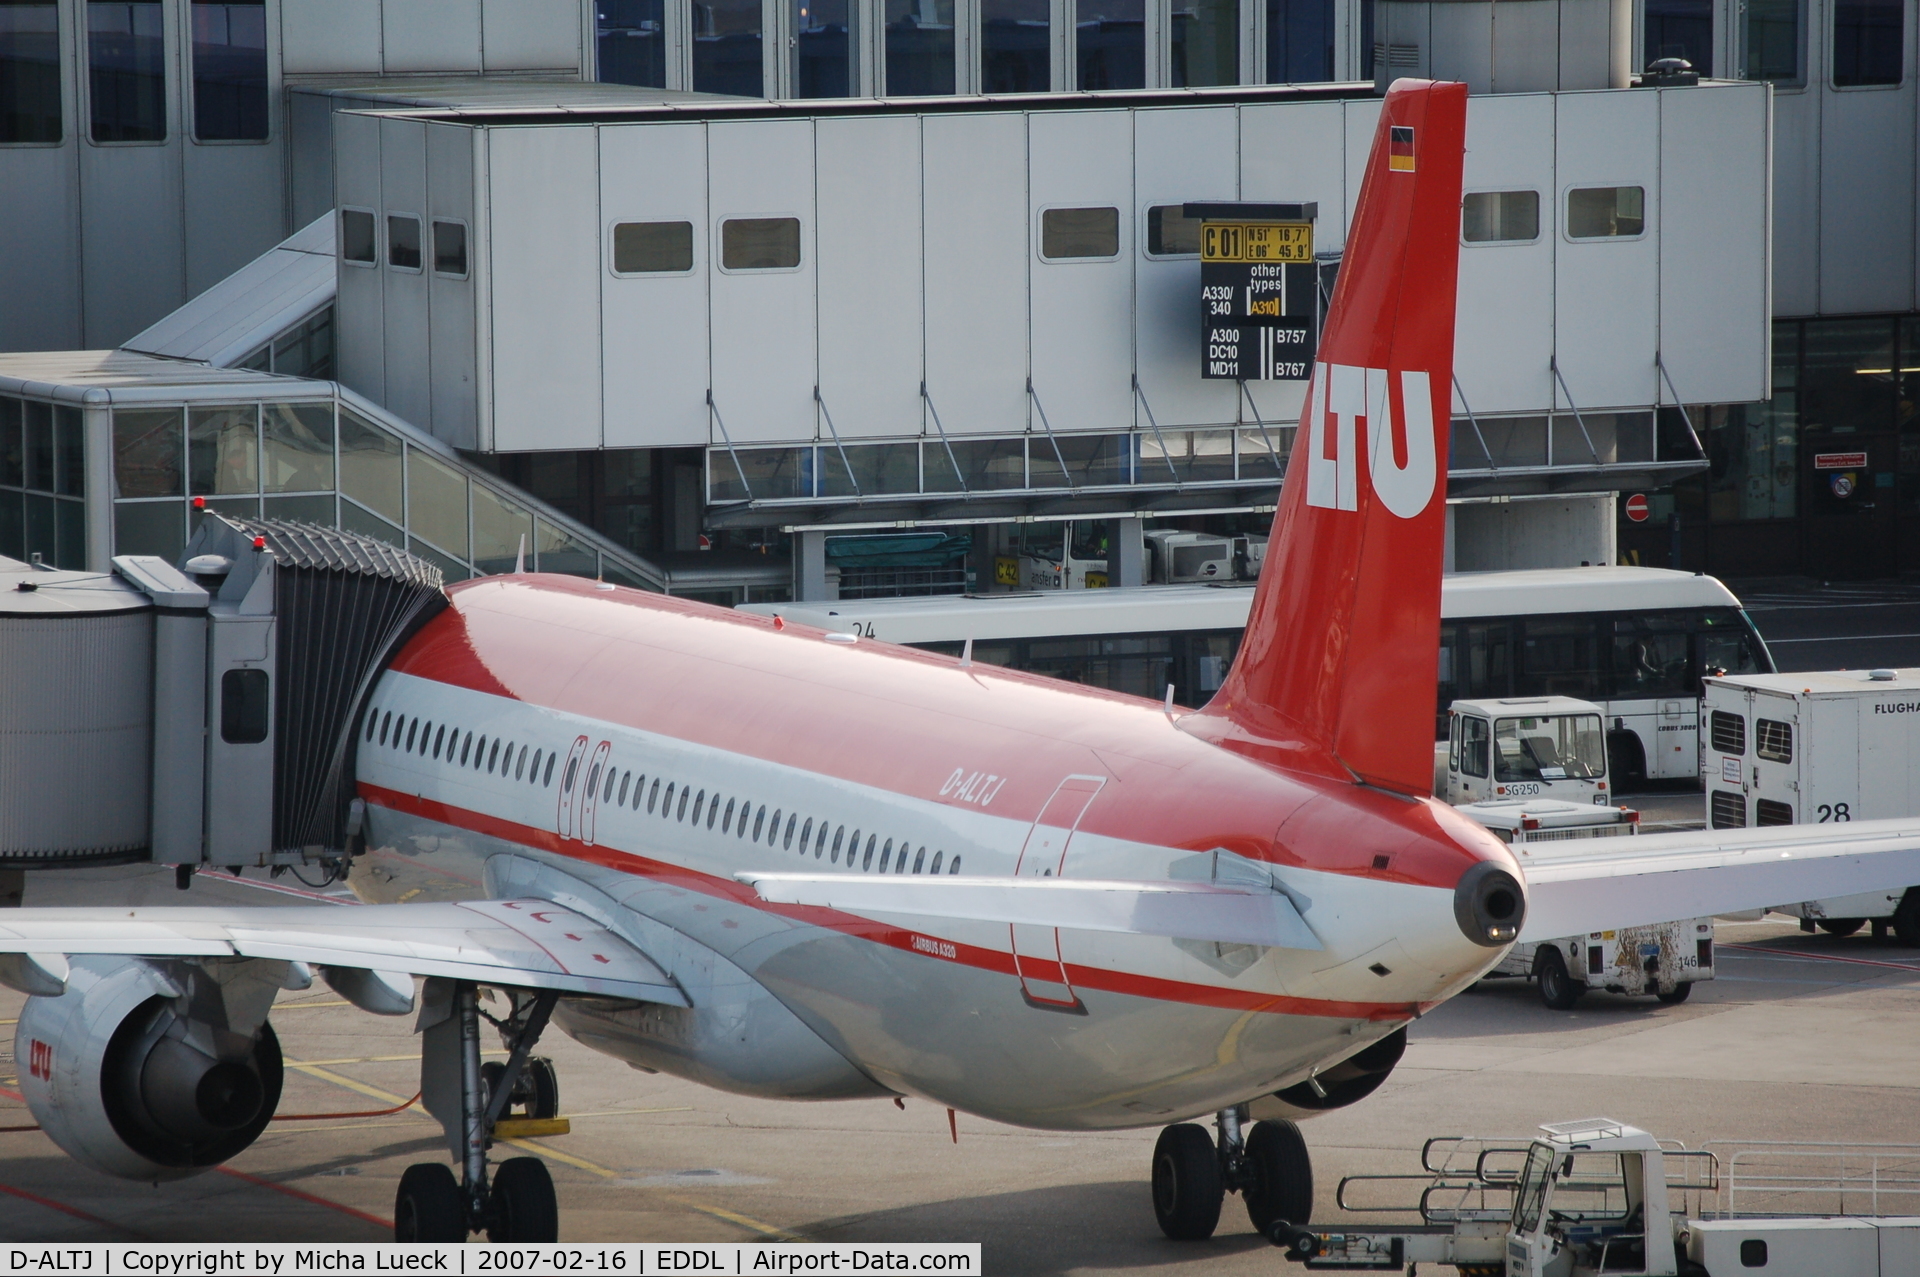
(0, 0), (1910, 588)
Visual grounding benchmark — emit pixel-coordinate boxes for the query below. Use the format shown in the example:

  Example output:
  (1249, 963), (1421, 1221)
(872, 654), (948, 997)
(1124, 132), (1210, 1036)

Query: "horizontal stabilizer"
(1518, 819), (1920, 941)
(0, 899), (687, 1005)
(738, 872), (1322, 950)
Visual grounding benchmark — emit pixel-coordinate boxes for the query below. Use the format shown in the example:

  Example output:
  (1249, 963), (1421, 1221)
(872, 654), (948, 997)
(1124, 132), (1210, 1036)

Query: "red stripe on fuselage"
(384, 576), (1506, 895)
(357, 781), (1426, 1022)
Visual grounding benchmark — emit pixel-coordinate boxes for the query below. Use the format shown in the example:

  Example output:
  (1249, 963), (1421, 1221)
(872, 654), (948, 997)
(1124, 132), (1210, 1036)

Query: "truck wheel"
(1656, 982), (1692, 1004)
(1816, 918), (1864, 938)
(1894, 890), (1920, 948)
(1534, 948), (1583, 1010)
(1606, 731), (1647, 788)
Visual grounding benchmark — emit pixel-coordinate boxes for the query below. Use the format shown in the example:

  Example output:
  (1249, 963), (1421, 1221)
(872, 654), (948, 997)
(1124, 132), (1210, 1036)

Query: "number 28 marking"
(1817, 802), (1851, 822)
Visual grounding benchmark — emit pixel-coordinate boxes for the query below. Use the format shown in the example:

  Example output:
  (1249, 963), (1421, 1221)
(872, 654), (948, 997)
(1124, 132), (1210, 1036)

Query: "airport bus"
(744, 567), (1775, 784)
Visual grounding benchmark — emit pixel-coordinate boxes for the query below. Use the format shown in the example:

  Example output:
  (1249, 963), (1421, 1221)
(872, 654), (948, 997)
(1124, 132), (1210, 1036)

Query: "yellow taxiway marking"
(274, 1001), (354, 1010)
(287, 1067), (794, 1239)
(289, 1051), (505, 1068)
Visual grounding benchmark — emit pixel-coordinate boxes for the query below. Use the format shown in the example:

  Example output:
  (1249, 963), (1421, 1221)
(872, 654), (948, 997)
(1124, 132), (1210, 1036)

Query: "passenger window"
(1041, 207), (1120, 259)
(221, 669), (270, 744)
(528, 747), (542, 779)
(365, 712), (378, 741)
(422, 722), (435, 754)
(588, 762), (601, 795)
(605, 767), (619, 803)
(863, 834), (876, 870)
(1145, 205), (1201, 256)
(649, 779), (660, 812)
(663, 782), (676, 814)
(912, 847), (926, 873)
(433, 220), (468, 276)
(723, 797), (736, 832)
(436, 725), (447, 759)
(799, 818), (813, 854)
(879, 839), (893, 872)
(948, 855), (961, 874)
(406, 719), (419, 752)
(1460, 717), (1490, 778)
(563, 756), (579, 791)
(380, 711), (392, 745)
(476, 735), (489, 768)
(754, 805), (767, 840)
(490, 739), (502, 773)
(341, 209), (377, 265)
(898, 842), (912, 873)
(707, 795), (721, 830)
(930, 851), (944, 873)
(516, 745), (528, 779)
(1565, 186), (1644, 239)
(831, 826), (845, 862)
(815, 823), (829, 858)
(613, 220), (695, 273)
(461, 731), (474, 766)
(388, 214), (423, 270)
(618, 771), (631, 805)
(692, 790), (705, 823)
(720, 217), (801, 270)
(543, 752), (556, 785)
(677, 786), (690, 821)
(632, 774), (646, 807)
(1461, 190), (1540, 243)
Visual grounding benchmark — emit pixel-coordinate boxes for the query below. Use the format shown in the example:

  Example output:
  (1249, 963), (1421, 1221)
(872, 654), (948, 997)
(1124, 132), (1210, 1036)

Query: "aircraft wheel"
(1655, 982), (1692, 1004)
(1534, 948), (1583, 1011)
(1151, 1123), (1223, 1240)
(394, 1163), (467, 1242)
(1894, 890), (1920, 948)
(526, 1057), (561, 1120)
(488, 1157), (559, 1242)
(1817, 918), (1865, 938)
(1242, 1119), (1313, 1235)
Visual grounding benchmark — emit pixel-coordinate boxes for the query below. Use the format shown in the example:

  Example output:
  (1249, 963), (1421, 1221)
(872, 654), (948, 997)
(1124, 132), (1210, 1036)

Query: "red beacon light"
(252, 535), (266, 550)
(191, 496), (206, 509)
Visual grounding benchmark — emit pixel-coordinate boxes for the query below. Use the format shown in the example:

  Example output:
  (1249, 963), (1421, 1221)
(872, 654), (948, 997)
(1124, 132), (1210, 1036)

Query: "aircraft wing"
(1516, 818), (1920, 941)
(737, 872), (1323, 950)
(0, 899), (687, 1004)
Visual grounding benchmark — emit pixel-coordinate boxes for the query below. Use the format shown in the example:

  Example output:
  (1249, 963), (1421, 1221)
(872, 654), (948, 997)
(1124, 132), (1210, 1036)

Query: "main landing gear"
(1151, 1106), (1314, 1241)
(395, 985), (563, 1242)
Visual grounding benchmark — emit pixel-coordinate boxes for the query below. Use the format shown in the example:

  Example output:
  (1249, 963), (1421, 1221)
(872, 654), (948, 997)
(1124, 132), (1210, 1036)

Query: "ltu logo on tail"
(1302, 362), (1437, 519)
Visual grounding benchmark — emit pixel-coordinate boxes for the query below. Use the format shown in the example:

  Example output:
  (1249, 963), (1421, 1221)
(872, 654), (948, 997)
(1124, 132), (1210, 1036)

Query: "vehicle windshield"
(1494, 713), (1606, 782)
(1512, 1142), (1554, 1235)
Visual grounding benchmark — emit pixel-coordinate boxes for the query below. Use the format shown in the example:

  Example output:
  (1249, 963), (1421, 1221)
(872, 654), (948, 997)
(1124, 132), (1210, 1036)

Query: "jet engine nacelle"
(1249, 1028), (1406, 1121)
(15, 955), (284, 1181)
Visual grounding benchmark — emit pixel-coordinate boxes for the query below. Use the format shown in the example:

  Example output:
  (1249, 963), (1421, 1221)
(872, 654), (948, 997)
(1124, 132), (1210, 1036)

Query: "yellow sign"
(1200, 222), (1313, 263)
(994, 555), (1020, 586)
(1084, 572), (1110, 590)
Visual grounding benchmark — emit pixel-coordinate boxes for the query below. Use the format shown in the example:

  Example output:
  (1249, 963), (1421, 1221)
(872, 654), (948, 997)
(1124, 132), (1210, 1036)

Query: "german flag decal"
(1388, 125), (1415, 172)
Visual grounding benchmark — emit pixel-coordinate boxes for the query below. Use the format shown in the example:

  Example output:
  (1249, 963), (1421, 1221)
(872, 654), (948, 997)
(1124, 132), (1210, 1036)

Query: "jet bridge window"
(433, 219), (468, 277)
(1834, 0), (1903, 85)
(720, 217), (801, 270)
(1565, 186), (1644, 240)
(220, 668), (269, 744)
(387, 214), (423, 271)
(613, 220), (695, 274)
(1462, 191), (1539, 243)
(1145, 206), (1202, 256)
(1041, 207), (1120, 260)
(341, 210), (377, 265)
(543, 752), (556, 785)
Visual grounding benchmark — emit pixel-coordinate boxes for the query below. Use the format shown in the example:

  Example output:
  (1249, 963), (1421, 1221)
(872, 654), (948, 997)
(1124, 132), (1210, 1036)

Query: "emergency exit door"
(1011, 774), (1106, 1010)
(556, 735), (590, 840)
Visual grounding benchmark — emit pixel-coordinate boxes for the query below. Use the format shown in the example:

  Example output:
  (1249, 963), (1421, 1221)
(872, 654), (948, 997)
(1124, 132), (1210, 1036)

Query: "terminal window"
(433, 220), (468, 276)
(88, 0), (166, 142)
(1076, 0), (1144, 88)
(614, 220), (695, 273)
(1833, 0), (1902, 85)
(340, 210), (377, 265)
(388, 215), (423, 271)
(982, 0), (1048, 91)
(0, 1), (63, 143)
(1644, 0), (1712, 75)
(1462, 191), (1539, 243)
(1740, 0), (1801, 83)
(191, 0), (267, 141)
(721, 217), (801, 270)
(1042, 207), (1119, 259)
(1565, 186), (1643, 239)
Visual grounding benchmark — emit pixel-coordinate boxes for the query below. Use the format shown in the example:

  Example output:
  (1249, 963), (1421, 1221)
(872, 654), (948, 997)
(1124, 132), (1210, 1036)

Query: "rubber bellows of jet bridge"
(0, 514), (444, 876)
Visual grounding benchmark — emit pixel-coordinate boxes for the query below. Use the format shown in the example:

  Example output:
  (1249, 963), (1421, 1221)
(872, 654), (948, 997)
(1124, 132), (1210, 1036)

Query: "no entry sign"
(1624, 493), (1650, 522)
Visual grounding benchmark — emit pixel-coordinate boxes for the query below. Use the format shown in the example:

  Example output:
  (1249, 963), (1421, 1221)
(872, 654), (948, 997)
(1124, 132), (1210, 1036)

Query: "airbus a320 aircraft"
(6, 79), (1920, 1246)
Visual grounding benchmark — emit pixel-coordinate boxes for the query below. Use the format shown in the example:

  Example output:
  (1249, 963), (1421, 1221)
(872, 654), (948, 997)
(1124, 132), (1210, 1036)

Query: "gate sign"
(1624, 493), (1650, 522)
(1190, 202), (1320, 382)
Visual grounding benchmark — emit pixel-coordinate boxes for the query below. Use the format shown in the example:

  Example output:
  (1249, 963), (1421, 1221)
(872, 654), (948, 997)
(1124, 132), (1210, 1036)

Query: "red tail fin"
(1195, 79), (1466, 795)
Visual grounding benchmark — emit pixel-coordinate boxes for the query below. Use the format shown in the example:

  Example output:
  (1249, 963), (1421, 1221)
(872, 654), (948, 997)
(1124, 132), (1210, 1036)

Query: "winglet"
(1191, 80), (1467, 796)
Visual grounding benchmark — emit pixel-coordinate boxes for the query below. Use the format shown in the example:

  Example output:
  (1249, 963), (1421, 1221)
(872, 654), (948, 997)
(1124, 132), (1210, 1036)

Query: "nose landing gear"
(1152, 1107), (1315, 1242)
(394, 984), (562, 1242)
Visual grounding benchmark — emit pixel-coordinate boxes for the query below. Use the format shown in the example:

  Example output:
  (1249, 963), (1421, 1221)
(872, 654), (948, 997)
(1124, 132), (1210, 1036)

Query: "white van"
(1446, 697), (1612, 806)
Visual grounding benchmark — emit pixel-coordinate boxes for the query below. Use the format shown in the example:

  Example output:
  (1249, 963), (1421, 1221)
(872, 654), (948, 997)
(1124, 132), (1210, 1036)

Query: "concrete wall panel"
(487, 126), (603, 449)
(1028, 109), (1135, 435)
(0, 148), (81, 351)
(481, 0), (584, 70)
(707, 119), (818, 444)
(383, 0), (484, 73)
(427, 123), (478, 448)
(334, 111), (387, 404)
(815, 115), (924, 439)
(1770, 88), (1820, 318)
(381, 118), (432, 431)
(1819, 81), (1917, 315)
(921, 111), (1028, 436)
(280, 0), (384, 74)
(1454, 92), (1555, 417)
(599, 122), (711, 448)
